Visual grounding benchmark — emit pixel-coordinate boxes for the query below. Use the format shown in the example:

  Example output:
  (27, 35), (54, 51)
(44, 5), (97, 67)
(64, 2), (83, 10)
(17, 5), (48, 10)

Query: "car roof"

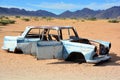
(27, 26), (73, 30)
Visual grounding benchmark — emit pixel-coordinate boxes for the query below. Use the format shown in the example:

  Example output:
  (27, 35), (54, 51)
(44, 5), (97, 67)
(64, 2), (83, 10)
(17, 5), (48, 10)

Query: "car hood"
(90, 39), (111, 48)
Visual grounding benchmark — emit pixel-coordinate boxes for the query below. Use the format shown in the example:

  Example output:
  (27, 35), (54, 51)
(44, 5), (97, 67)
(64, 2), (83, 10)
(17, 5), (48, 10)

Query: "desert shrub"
(3, 16), (9, 19)
(59, 18), (66, 20)
(34, 17), (39, 21)
(22, 18), (30, 21)
(0, 16), (9, 20)
(87, 17), (97, 21)
(9, 20), (16, 24)
(108, 19), (119, 23)
(41, 17), (53, 21)
(81, 20), (85, 22)
(41, 16), (47, 19)
(0, 19), (16, 25)
(0, 16), (5, 19)
(71, 17), (77, 20)
(0, 20), (9, 25)
(15, 16), (21, 18)
(0, 16), (3, 20)
(46, 17), (53, 21)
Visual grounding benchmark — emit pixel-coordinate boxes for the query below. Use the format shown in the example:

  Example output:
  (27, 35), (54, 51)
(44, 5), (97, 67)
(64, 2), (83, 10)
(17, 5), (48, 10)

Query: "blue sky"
(0, 0), (120, 14)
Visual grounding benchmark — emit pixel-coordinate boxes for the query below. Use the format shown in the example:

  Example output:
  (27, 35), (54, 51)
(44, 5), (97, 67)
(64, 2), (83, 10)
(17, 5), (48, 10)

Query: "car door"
(36, 41), (63, 59)
(36, 29), (63, 59)
(17, 28), (42, 54)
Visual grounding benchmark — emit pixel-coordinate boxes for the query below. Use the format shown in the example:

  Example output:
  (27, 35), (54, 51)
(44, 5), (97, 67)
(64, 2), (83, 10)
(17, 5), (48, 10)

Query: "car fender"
(62, 40), (96, 60)
(2, 36), (19, 52)
(90, 39), (111, 48)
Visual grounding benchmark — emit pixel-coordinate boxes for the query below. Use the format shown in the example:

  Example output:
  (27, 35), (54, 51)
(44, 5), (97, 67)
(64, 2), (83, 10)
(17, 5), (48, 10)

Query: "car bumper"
(86, 55), (111, 63)
(1, 46), (8, 50)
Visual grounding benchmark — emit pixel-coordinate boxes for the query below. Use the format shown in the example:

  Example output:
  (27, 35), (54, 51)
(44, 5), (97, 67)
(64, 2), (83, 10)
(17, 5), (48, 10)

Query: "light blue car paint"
(2, 26), (111, 63)
(61, 40), (96, 60)
(21, 26), (32, 37)
(36, 41), (63, 59)
(2, 36), (18, 52)
(91, 40), (111, 48)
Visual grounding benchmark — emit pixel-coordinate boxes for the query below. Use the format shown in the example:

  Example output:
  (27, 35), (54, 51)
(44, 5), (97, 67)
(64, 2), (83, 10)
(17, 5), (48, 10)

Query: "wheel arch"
(65, 52), (86, 63)
(8, 47), (23, 53)
(14, 47), (23, 53)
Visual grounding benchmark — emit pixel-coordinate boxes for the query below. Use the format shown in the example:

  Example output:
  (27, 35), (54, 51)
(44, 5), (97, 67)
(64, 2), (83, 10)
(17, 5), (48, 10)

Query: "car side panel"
(36, 41), (63, 59)
(62, 41), (95, 60)
(17, 38), (40, 54)
(2, 36), (18, 52)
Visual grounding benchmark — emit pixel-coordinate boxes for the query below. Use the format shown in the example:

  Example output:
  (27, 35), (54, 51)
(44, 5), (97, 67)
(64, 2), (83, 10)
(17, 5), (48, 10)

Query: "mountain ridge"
(0, 7), (57, 17)
(0, 6), (120, 18)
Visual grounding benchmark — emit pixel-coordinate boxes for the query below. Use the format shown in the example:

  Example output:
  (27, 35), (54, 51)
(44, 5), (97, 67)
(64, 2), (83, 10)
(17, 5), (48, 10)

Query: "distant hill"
(95, 6), (120, 18)
(0, 6), (120, 18)
(59, 8), (102, 18)
(60, 6), (120, 18)
(0, 7), (56, 17)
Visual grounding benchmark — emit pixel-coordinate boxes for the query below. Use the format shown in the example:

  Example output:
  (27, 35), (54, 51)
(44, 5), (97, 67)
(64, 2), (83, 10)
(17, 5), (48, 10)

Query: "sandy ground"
(0, 17), (120, 80)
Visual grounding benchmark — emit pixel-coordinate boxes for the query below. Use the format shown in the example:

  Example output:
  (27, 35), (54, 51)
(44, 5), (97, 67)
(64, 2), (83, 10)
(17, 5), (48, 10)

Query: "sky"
(0, 0), (120, 14)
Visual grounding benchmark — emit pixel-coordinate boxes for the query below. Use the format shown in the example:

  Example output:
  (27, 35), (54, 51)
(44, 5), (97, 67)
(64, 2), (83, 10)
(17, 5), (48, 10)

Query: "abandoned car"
(2, 26), (111, 63)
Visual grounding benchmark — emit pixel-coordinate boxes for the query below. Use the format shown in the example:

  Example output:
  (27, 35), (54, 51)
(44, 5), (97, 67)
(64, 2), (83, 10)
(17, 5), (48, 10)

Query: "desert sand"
(0, 17), (120, 80)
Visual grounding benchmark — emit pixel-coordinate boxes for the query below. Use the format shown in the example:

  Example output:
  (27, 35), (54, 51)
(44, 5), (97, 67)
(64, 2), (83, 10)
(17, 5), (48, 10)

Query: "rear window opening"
(25, 28), (44, 38)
